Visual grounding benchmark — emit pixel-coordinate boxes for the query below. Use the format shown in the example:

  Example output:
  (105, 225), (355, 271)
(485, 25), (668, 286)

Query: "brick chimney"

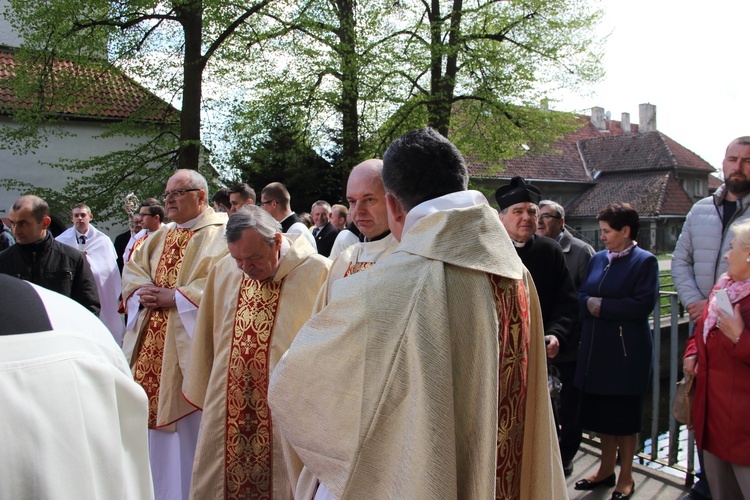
(591, 106), (606, 131)
(639, 103), (657, 133)
(621, 112), (631, 134)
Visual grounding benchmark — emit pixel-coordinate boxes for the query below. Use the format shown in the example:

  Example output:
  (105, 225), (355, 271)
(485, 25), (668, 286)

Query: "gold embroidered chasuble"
(268, 204), (565, 499)
(128, 232), (150, 263)
(185, 234), (331, 500)
(132, 227), (194, 427)
(122, 207), (228, 429)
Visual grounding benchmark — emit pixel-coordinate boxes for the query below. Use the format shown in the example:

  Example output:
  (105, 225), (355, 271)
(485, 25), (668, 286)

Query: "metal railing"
(643, 291), (695, 486)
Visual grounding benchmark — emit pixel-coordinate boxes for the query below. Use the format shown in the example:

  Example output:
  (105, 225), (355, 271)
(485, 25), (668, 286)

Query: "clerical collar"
(512, 238), (529, 248)
(175, 210), (205, 229)
(402, 190), (488, 236)
(363, 230), (391, 243)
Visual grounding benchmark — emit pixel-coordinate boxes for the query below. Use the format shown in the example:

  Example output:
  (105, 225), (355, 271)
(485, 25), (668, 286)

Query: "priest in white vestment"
(269, 127), (566, 499)
(0, 274), (153, 499)
(184, 205), (331, 499)
(56, 202), (123, 343)
(122, 170), (229, 500)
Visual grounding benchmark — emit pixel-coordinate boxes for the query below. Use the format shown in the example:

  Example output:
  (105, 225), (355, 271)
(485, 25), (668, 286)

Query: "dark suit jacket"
(113, 230), (131, 274)
(281, 213), (304, 233)
(313, 222), (339, 257)
(515, 234), (578, 362)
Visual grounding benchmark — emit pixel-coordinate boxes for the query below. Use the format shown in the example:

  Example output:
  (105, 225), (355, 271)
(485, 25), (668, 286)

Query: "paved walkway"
(567, 442), (690, 499)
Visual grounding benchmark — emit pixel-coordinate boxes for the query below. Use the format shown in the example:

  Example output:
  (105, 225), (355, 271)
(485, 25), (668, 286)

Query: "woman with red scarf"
(684, 218), (750, 499)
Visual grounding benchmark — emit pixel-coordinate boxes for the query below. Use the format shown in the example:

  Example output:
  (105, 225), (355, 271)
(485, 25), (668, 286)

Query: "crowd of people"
(0, 129), (748, 500)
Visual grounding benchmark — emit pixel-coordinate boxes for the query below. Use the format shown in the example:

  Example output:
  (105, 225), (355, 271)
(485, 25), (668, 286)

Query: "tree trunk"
(427, 0), (462, 137)
(178, 0), (205, 171)
(337, 0), (360, 182)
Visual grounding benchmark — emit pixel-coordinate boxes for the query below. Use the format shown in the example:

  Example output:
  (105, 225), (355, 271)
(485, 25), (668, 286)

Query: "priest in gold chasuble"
(316, 159), (399, 312)
(122, 170), (229, 500)
(269, 128), (566, 500)
(184, 205), (330, 500)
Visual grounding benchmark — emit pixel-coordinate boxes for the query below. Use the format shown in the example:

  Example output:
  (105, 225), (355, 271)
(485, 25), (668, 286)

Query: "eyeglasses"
(160, 189), (200, 201)
(538, 214), (561, 221)
(257, 200), (274, 206)
(138, 213), (153, 218)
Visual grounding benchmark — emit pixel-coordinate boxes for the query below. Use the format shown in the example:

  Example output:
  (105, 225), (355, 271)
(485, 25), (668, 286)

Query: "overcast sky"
(554, 0), (748, 173)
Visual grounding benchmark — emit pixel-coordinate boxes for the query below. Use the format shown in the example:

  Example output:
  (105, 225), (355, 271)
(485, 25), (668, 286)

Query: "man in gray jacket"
(671, 136), (750, 500)
(672, 136), (750, 323)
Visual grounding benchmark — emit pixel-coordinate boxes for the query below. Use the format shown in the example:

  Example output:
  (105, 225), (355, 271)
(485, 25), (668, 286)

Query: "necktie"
(313, 228), (320, 237)
(79, 235), (86, 244)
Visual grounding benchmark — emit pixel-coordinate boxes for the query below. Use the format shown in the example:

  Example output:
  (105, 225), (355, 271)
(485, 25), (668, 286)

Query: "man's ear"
(385, 193), (405, 224)
(273, 232), (283, 251)
(385, 192), (407, 241)
(42, 216), (51, 230)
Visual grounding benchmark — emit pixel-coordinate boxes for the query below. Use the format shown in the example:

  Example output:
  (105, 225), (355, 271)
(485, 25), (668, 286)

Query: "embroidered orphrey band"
(132, 228), (193, 427)
(225, 275), (283, 499)
(490, 275), (530, 499)
(343, 260), (375, 277)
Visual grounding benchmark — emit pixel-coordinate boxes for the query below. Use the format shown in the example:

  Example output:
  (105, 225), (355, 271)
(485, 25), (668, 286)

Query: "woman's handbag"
(672, 374), (695, 428)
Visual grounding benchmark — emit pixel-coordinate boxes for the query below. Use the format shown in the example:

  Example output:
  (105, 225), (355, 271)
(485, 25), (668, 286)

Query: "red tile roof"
(468, 115), (637, 181)
(566, 171), (695, 218)
(0, 49), (178, 122)
(468, 115), (715, 181)
(579, 131), (716, 174)
(709, 174), (724, 190)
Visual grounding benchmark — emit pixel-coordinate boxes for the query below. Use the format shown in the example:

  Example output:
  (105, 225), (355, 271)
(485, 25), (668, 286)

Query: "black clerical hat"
(494, 176), (542, 210)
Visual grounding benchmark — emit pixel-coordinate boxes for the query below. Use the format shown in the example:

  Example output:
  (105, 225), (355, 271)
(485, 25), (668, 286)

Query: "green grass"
(658, 270), (677, 314)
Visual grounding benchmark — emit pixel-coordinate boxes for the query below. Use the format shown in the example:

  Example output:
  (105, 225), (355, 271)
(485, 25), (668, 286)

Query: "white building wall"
(0, 0), (23, 47)
(0, 117), (151, 236)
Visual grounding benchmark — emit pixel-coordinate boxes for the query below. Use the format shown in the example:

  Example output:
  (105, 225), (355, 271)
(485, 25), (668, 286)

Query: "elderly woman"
(683, 219), (750, 499)
(573, 202), (659, 500)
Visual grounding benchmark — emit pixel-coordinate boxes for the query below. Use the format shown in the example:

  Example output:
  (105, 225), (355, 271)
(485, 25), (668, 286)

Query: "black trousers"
(554, 361), (583, 462)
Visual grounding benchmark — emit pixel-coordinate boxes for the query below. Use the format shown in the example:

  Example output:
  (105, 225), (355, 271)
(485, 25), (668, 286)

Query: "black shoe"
(611, 481), (635, 499)
(680, 490), (711, 500)
(574, 472), (616, 490)
(563, 460), (574, 477)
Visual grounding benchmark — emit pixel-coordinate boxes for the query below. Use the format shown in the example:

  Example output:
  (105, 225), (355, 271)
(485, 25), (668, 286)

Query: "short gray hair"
(731, 219), (750, 249)
(311, 200), (331, 212)
(226, 204), (281, 245)
(539, 200), (564, 219)
(174, 169), (208, 193)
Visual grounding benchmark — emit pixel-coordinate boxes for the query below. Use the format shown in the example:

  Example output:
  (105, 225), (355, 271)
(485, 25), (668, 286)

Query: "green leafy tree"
(229, 0), (408, 184)
(0, 0), (289, 222)
(240, 0), (603, 180)
(374, 0), (605, 161)
(231, 109), (341, 212)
